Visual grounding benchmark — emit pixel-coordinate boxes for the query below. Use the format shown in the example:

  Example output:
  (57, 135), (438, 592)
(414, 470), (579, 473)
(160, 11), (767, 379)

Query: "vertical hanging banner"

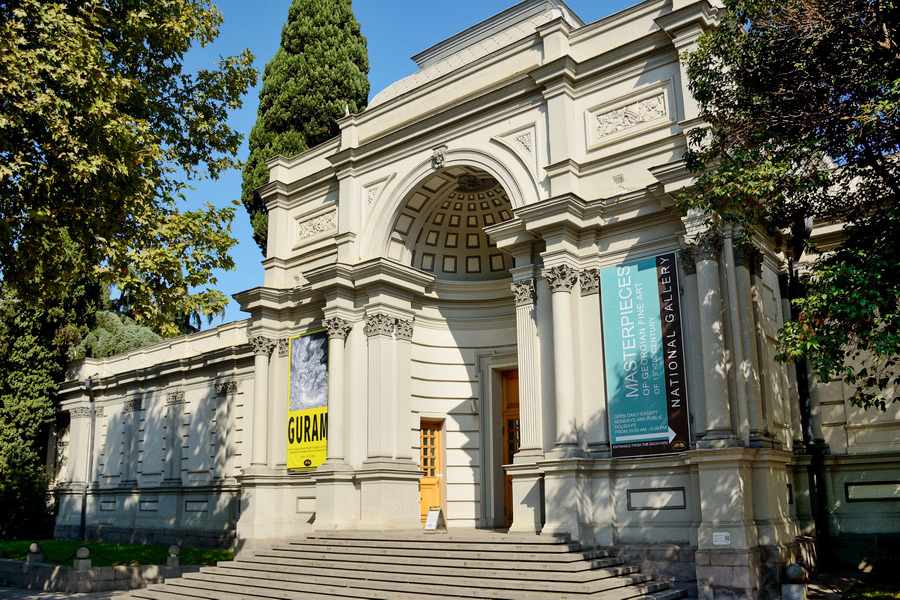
(600, 252), (690, 458)
(287, 329), (328, 471)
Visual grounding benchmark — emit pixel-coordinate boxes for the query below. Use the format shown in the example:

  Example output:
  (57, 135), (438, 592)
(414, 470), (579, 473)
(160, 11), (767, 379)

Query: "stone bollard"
(26, 542), (42, 565)
(782, 563), (809, 600)
(73, 546), (92, 571)
(167, 545), (180, 568)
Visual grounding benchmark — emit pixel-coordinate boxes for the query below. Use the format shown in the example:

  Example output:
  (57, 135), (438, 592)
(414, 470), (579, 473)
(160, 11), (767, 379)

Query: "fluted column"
(543, 264), (581, 455)
(394, 318), (414, 461)
(511, 279), (542, 455)
(250, 335), (276, 468)
(578, 268), (608, 455)
(324, 317), (352, 464)
(688, 232), (736, 447)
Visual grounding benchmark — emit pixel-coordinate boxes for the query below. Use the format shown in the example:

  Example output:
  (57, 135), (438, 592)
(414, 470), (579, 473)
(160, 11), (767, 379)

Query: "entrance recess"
(419, 420), (443, 525)
(502, 370), (520, 528)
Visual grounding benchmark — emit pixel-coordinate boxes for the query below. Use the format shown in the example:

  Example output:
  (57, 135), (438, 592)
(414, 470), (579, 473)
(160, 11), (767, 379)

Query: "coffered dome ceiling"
(391, 167), (514, 281)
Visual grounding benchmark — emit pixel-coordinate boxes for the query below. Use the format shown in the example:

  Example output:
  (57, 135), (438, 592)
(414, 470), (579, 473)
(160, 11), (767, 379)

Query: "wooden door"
(502, 370), (520, 528)
(419, 420), (443, 525)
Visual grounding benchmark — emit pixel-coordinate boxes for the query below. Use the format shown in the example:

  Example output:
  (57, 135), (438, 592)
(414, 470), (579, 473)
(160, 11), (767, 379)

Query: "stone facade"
(53, 0), (900, 597)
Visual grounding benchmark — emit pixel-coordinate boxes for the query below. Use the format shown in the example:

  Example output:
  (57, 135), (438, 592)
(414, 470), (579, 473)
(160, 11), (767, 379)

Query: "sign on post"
(600, 252), (690, 458)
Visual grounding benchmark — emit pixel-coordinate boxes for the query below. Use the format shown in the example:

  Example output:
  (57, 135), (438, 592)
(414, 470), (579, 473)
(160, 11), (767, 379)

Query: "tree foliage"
(0, 0), (256, 336)
(241, 0), (369, 254)
(681, 0), (900, 409)
(0, 0), (256, 538)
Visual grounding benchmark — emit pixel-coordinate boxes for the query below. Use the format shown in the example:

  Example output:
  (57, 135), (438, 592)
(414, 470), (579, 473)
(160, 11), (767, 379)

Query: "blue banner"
(600, 253), (689, 457)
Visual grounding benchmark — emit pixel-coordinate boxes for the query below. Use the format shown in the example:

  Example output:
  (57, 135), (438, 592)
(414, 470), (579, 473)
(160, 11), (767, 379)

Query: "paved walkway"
(0, 588), (130, 599)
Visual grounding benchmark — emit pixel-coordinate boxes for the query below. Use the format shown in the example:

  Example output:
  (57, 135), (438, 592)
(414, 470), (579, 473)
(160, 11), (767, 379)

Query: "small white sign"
(424, 507), (447, 533)
(712, 531), (731, 546)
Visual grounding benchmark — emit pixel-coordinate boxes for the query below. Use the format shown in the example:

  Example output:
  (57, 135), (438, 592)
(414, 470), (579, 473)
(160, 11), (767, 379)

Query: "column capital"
(364, 313), (395, 337)
(215, 380), (237, 396)
(579, 269), (600, 296)
(678, 248), (697, 275)
(395, 318), (414, 341)
(70, 406), (91, 419)
(511, 279), (537, 306)
(542, 264), (579, 293)
(324, 317), (353, 341)
(166, 390), (185, 405)
(249, 335), (276, 356)
(735, 244), (764, 277)
(687, 230), (724, 262)
(277, 337), (290, 357)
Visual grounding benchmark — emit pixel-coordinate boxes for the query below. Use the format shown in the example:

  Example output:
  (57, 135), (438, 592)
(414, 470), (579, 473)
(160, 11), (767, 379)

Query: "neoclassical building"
(52, 0), (900, 598)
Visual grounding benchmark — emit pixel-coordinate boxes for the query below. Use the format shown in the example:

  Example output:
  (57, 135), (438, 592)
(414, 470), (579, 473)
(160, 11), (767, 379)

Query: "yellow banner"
(287, 405), (327, 471)
(287, 330), (328, 472)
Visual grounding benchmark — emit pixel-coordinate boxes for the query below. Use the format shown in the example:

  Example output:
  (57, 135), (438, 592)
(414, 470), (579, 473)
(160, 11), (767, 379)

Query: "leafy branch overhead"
(680, 0), (900, 409)
(241, 0), (370, 254)
(0, 0), (257, 337)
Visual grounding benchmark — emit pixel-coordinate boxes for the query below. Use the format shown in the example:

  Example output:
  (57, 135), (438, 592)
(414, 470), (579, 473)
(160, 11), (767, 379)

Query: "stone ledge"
(0, 558), (202, 593)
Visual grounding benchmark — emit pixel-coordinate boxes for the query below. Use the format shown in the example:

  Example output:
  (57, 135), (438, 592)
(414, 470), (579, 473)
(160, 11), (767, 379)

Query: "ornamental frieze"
(596, 93), (667, 139)
(296, 210), (336, 242)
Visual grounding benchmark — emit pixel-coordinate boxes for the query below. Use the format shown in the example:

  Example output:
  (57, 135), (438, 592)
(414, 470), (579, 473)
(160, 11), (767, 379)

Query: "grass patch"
(0, 540), (232, 567)
(846, 577), (900, 600)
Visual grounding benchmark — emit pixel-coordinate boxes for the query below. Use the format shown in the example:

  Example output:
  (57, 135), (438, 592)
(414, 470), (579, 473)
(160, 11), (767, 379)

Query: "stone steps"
(129, 532), (687, 599)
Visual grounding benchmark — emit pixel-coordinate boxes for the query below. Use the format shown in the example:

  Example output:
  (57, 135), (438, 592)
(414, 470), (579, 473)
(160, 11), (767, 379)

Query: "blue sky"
(185, 0), (635, 325)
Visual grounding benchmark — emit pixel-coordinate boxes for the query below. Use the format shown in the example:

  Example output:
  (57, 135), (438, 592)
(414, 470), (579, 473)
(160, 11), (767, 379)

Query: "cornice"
(515, 193), (602, 234)
(654, 1), (721, 39)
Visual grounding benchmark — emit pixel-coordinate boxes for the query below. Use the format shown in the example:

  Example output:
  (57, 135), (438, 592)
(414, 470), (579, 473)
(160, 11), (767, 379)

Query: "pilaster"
(248, 336), (276, 471)
(163, 390), (185, 486)
(687, 231), (737, 447)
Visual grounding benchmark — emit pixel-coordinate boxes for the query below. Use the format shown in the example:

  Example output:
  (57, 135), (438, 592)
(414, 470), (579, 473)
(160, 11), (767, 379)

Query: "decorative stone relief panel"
(585, 81), (672, 151)
(295, 208), (337, 244)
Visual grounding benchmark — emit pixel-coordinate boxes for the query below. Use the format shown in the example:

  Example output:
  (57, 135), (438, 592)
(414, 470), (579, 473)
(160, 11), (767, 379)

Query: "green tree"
(0, 0), (257, 337)
(0, 0), (256, 537)
(241, 0), (369, 254)
(681, 0), (900, 410)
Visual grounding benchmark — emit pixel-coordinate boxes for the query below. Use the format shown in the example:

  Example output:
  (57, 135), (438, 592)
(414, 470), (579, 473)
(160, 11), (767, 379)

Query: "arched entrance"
(388, 165), (522, 529)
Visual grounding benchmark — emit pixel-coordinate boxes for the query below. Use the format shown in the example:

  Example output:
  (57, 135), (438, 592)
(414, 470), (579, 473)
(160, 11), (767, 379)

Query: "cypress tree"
(242, 0), (370, 254)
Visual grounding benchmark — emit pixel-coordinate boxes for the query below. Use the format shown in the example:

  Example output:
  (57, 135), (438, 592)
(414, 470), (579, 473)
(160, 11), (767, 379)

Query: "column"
(722, 234), (751, 444)
(508, 278), (544, 534)
(511, 278), (542, 456)
(357, 311), (420, 530)
(688, 232), (737, 447)
(542, 264), (581, 456)
(323, 317), (352, 465)
(315, 316), (359, 531)
(735, 244), (773, 447)
(249, 335), (276, 469)
(163, 390), (184, 485)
